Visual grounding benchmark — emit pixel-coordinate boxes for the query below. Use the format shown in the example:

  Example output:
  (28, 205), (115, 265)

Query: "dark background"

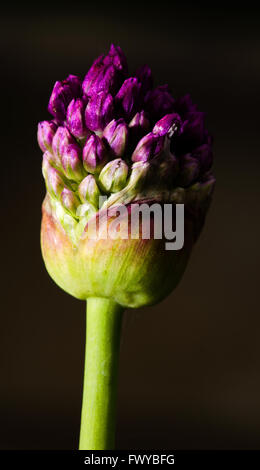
(1, 1), (260, 449)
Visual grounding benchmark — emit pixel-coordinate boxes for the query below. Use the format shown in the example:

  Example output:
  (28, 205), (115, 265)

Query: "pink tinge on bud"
(37, 121), (57, 152)
(129, 111), (150, 137)
(153, 113), (182, 137)
(82, 134), (108, 174)
(115, 77), (142, 120)
(60, 187), (80, 216)
(61, 144), (85, 182)
(52, 126), (79, 163)
(82, 45), (128, 98)
(103, 118), (128, 157)
(85, 91), (114, 131)
(48, 75), (82, 121)
(132, 132), (164, 163)
(66, 98), (90, 139)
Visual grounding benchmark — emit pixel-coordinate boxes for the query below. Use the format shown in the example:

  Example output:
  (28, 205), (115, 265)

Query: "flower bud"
(99, 158), (128, 193)
(129, 110), (150, 140)
(37, 121), (57, 152)
(132, 132), (163, 162)
(83, 45), (127, 97)
(61, 144), (85, 182)
(61, 187), (80, 217)
(153, 113), (181, 137)
(135, 65), (153, 94)
(42, 152), (66, 199)
(78, 174), (101, 208)
(85, 91), (114, 131)
(52, 126), (79, 164)
(48, 74), (81, 121)
(82, 134), (107, 174)
(66, 98), (90, 139)
(115, 78), (141, 120)
(103, 44), (128, 73)
(145, 84), (175, 120)
(103, 118), (128, 156)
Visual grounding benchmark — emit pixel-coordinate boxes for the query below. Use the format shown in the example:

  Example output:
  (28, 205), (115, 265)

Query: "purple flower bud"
(144, 85), (175, 120)
(85, 91), (114, 132)
(129, 111), (150, 133)
(103, 118), (128, 157)
(66, 98), (90, 139)
(82, 134), (108, 174)
(115, 77), (141, 120)
(61, 144), (86, 182)
(82, 44), (127, 97)
(52, 126), (78, 164)
(103, 44), (128, 73)
(48, 75), (82, 121)
(128, 111), (150, 151)
(132, 132), (164, 163)
(180, 112), (206, 150)
(192, 144), (213, 173)
(153, 113), (182, 137)
(37, 120), (57, 152)
(61, 188), (80, 217)
(135, 65), (153, 94)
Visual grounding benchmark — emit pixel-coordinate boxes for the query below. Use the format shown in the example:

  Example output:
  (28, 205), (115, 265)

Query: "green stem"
(79, 297), (124, 450)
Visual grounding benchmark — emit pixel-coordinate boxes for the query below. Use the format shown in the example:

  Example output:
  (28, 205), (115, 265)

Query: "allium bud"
(98, 158), (128, 193)
(82, 44), (127, 97)
(85, 91), (114, 132)
(48, 75), (82, 121)
(37, 120), (57, 152)
(66, 98), (90, 139)
(181, 112), (205, 149)
(61, 144), (86, 182)
(82, 134), (107, 174)
(115, 78), (141, 120)
(42, 151), (66, 199)
(60, 187), (80, 217)
(145, 84), (175, 120)
(132, 132), (163, 162)
(52, 126), (78, 163)
(129, 111), (150, 140)
(135, 65), (153, 94)
(39, 45), (215, 452)
(103, 118), (128, 156)
(78, 174), (101, 208)
(153, 113), (181, 137)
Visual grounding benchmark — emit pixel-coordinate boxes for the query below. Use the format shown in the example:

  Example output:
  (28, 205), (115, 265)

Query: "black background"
(1, 1), (260, 449)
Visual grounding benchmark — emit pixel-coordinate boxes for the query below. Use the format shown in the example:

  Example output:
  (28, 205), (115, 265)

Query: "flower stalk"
(79, 298), (124, 450)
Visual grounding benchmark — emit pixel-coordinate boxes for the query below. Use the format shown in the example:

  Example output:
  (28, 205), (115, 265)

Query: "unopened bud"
(78, 174), (101, 208)
(82, 134), (108, 174)
(99, 158), (128, 193)
(103, 118), (128, 156)
(85, 91), (114, 132)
